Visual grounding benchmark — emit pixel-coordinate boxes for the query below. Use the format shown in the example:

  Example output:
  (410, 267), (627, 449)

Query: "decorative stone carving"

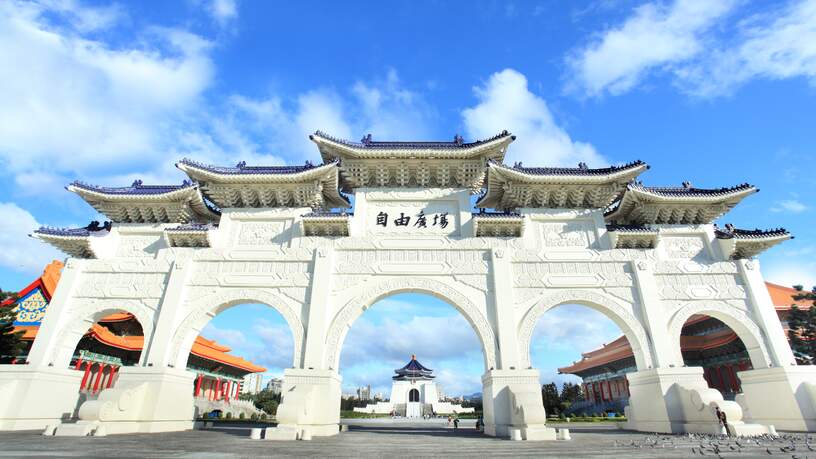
(325, 277), (497, 370)
(662, 236), (707, 261)
(516, 289), (653, 370)
(540, 221), (595, 248)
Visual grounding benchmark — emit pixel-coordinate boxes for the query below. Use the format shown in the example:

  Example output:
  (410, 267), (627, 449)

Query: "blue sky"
(1, 0), (814, 394)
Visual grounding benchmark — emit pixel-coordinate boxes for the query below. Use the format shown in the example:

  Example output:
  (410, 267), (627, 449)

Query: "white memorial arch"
(0, 130), (813, 439)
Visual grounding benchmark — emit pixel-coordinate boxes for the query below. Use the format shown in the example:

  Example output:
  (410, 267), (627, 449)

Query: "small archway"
(68, 309), (145, 395)
(170, 290), (301, 420)
(409, 388), (420, 402)
(668, 302), (773, 400)
(169, 288), (304, 370)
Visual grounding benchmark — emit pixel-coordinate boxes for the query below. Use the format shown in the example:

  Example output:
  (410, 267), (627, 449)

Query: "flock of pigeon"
(613, 433), (815, 458)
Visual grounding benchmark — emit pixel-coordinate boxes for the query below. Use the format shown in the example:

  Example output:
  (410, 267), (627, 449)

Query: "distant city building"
(373, 392), (384, 401)
(241, 373), (263, 395)
(265, 377), (282, 395)
(356, 385), (371, 401)
(354, 355), (475, 417)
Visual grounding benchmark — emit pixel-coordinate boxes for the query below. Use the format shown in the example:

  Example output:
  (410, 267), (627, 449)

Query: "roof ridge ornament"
(578, 162), (588, 171)
(131, 179), (142, 188)
(682, 181), (692, 189)
(453, 134), (464, 146)
(361, 133), (373, 145)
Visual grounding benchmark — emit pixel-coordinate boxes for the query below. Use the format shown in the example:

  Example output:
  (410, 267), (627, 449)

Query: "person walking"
(447, 415), (452, 427)
(453, 417), (460, 430)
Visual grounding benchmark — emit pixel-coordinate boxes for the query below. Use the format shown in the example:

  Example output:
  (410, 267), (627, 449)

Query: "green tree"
(558, 382), (584, 412)
(0, 289), (24, 364)
(789, 286), (816, 364)
(541, 382), (560, 415)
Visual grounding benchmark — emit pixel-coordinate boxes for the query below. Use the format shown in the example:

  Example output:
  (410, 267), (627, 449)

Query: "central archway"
(325, 277), (497, 374)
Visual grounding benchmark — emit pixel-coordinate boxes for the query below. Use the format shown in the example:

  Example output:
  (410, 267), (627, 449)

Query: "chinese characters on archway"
(376, 210), (449, 229)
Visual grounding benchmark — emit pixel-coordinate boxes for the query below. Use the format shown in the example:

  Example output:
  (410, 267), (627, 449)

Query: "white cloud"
(771, 199), (809, 213)
(252, 319), (295, 371)
(567, 0), (816, 97)
(0, 203), (64, 274)
(0, 1), (214, 181)
(677, 0), (816, 96)
(202, 322), (247, 349)
(208, 0), (237, 25)
(462, 69), (606, 166)
(762, 261), (816, 292)
(566, 0), (736, 97)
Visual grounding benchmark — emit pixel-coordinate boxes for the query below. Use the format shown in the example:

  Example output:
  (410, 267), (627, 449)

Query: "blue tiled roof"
(69, 180), (194, 195)
(503, 160), (647, 176)
(630, 181), (756, 196)
(393, 356), (434, 379)
(35, 226), (91, 237)
(302, 211), (353, 218)
(311, 130), (514, 149)
(472, 211), (522, 218)
(177, 158), (336, 175)
(715, 226), (790, 239)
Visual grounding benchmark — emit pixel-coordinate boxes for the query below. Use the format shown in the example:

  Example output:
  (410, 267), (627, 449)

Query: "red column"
(715, 366), (725, 392)
(92, 364), (104, 393)
(728, 365), (739, 392)
(224, 381), (231, 402)
(625, 378), (630, 396)
(74, 358), (83, 370)
(194, 374), (203, 397)
(215, 379), (221, 401)
(80, 362), (92, 391)
(106, 366), (117, 389)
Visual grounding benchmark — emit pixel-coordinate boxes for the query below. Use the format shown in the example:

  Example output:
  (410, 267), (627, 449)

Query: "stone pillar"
(302, 248), (334, 370)
(629, 260), (682, 367)
(265, 369), (342, 440)
(52, 367), (196, 436)
(0, 366), (82, 431)
(264, 249), (340, 440)
(142, 259), (193, 367)
(487, 248), (519, 370)
(624, 367), (772, 435)
(736, 259), (796, 367)
(481, 369), (556, 440)
(736, 366), (816, 432)
(26, 259), (85, 368)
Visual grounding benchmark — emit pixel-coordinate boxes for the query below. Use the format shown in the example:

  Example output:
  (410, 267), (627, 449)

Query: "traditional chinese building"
(559, 281), (811, 414)
(1, 261), (265, 413)
(354, 355), (475, 417)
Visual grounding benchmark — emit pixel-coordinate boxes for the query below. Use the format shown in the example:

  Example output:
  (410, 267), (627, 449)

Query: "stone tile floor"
(0, 421), (813, 458)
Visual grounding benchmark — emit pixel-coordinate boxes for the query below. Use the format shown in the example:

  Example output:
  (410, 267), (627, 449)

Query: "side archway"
(517, 289), (654, 370)
(324, 277), (498, 371)
(667, 301), (772, 369)
(49, 299), (156, 369)
(168, 288), (305, 370)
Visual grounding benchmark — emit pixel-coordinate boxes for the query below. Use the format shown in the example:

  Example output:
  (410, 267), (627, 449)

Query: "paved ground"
(0, 420), (813, 458)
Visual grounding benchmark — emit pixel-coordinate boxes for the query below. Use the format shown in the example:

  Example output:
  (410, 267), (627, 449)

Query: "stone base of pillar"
(736, 366), (816, 432)
(264, 369), (341, 440)
(625, 367), (773, 435)
(481, 369), (557, 441)
(51, 366), (195, 436)
(0, 366), (82, 431)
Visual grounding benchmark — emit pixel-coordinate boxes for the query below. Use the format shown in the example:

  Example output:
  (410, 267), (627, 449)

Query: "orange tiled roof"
(559, 282), (810, 375)
(766, 282), (812, 309)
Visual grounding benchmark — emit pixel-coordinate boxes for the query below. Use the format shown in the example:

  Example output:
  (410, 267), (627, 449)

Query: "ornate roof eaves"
(310, 130), (515, 161)
(176, 158), (341, 183)
(487, 160), (649, 183)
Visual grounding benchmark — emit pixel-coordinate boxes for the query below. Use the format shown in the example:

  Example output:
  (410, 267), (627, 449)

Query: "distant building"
(357, 385), (371, 401)
(266, 377), (282, 395)
(241, 373), (263, 395)
(373, 392), (384, 401)
(354, 355), (475, 417)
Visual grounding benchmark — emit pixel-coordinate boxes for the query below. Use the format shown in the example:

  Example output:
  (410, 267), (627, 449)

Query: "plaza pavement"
(0, 420), (812, 458)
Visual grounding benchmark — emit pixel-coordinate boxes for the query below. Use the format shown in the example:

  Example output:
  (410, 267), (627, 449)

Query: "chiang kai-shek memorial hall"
(353, 355), (475, 417)
(0, 130), (813, 440)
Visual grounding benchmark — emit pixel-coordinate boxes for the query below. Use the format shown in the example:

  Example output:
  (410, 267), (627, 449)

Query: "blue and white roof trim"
(310, 130), (515, 161)
(176, 159), (350, 209)
(714, 224), (792, 259)
(606, 181), (758, 225)
(478, 160), (648, 210)
(31, 221), (111, 258)
(67, 180), (219, 224)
